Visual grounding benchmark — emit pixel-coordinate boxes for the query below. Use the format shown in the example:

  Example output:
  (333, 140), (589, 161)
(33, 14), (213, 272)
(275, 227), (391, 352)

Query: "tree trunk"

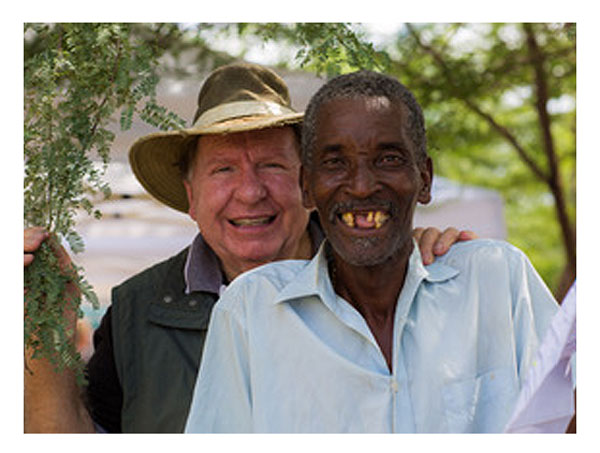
(524, 23), (576, 300)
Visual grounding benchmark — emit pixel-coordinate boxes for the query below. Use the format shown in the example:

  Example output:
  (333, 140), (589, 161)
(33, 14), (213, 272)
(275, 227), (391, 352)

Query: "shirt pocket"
(442, 368), (517, 433)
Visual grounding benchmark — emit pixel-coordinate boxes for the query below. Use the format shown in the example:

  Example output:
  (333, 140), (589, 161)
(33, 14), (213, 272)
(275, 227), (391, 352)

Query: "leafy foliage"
(241, 23), (391, 76)
(24, 23), (185, 384)
(199, 23), (390, 76)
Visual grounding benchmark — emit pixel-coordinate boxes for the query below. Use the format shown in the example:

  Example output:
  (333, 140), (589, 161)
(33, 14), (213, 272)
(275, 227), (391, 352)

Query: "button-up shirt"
(185, 239), (558, 433)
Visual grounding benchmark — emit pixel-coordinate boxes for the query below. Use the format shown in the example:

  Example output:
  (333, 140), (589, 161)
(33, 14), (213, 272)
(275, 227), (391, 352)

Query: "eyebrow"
(319, 143), (343, 153)
(376, 141), (410, 151)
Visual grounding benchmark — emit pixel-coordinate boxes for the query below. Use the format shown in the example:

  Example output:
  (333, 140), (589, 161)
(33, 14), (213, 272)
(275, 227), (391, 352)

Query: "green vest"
(111, 248), (218, 433)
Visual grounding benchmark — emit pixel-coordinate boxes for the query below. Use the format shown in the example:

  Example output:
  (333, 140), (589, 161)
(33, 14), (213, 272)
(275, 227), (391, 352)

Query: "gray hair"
(301, 70), (427, 168)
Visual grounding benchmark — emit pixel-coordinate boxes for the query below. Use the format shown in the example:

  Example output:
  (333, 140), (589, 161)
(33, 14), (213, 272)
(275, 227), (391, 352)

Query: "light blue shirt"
(185, 239), (558, 433)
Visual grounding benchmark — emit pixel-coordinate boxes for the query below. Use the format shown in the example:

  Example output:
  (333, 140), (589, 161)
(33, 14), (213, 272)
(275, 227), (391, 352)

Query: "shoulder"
(111, 247), (189, 302)
(428, 238), (536, 287)
(435, 238), (528, 268)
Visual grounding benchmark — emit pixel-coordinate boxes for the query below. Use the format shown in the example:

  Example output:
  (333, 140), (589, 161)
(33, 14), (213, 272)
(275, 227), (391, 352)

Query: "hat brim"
(129, 112), (303, 213)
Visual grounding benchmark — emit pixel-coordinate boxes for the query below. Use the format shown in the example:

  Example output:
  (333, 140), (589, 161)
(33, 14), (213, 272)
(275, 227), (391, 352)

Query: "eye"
(381, 154), (401, 163)
(260, 162), (286, 170)
(377, 151), (409, 168)
(211, 165), (234, 175)
(319, 155), (346, 171)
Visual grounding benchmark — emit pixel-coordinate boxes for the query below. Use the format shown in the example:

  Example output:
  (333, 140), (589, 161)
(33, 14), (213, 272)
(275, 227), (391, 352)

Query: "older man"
(184, 70), (559, 433)
(24, 63), (470, 433)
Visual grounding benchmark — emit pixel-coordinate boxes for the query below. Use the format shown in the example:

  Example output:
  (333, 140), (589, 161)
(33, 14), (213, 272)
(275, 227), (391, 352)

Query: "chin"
(331, 237), (387, 267)
(240, 245), (286, 265)
(331, 234), (412, 268)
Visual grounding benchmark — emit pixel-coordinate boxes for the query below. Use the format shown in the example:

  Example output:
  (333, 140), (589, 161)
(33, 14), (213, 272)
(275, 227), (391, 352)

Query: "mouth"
(228, 215), (277, 227)
(338, 210), (391, 230)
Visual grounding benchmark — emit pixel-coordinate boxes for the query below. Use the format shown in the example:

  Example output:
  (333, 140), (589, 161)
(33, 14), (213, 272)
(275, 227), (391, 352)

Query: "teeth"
(232, 217), (271, 226)
(340, 211), (389, 229)
(341, 212), (355, 228)
(374, 211), (389, 229)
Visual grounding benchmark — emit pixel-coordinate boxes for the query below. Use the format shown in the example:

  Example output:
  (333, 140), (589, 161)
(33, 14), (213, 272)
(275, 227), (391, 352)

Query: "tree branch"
(405, 23), (550, 183)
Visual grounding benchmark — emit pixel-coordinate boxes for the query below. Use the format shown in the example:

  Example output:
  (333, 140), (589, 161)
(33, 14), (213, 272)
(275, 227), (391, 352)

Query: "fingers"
(24, 228), (76, 273)
(24, 227), (49, 252)
(414, 226), (479, 265)
(412, 227), (425, 243)
(45, 233), (75, 274)
(414, 227), (442, 265)
(24, 227), (49, 267)
(458, 229), (478, 241)
(433, 227), (461, 257)
(431, 227), (479, 258)
(24, 254), (35, 267)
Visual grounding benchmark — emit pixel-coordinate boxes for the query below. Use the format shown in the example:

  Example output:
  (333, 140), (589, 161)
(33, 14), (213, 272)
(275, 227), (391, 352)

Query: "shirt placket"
(390, 269), (425, 433)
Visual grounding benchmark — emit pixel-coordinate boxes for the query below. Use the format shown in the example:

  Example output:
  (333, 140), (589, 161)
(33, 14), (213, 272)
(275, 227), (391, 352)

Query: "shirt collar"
(184, 232), (225, 295)
(274, 238), (460, 306)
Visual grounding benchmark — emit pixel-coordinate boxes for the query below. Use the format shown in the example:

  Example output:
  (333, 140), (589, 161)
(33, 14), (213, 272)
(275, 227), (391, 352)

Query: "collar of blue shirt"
(273, 239), (460, 307)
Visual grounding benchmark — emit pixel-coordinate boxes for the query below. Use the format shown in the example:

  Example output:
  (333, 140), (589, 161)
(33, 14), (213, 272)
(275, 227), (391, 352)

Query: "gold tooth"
(374, 211), (389, 229)
(366, 211), (374, 223)
(342, 212), (355, 227)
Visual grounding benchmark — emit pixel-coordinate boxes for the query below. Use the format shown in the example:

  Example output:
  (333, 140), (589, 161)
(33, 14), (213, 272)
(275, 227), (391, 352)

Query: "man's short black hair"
(301, 70), (427, 168)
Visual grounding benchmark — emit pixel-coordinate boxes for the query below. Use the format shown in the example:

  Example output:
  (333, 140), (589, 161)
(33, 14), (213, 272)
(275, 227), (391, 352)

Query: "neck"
(327, 239), (413, 372)
(222, 230), (313, 282)
(328, 239), (413, 315)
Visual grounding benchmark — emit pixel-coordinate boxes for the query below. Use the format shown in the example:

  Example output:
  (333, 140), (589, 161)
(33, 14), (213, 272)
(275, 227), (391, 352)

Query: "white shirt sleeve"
(504, 281), (576, 433)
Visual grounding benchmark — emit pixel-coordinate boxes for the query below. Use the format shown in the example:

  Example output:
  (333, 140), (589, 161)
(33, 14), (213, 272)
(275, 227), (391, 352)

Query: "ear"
(300, 165), (315, 210)
(417, 157), (433, 205)
(183, 179), (196, 220)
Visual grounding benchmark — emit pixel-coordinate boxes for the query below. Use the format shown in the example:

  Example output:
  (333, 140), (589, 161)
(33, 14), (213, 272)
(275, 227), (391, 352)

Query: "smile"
(339, 210), (390, 229)
(229, 215), (276, 227)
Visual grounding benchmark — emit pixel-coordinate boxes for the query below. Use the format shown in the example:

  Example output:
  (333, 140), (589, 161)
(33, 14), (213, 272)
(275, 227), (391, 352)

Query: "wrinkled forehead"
(317, 94), (407, 121)
(315, 95), (410, 135)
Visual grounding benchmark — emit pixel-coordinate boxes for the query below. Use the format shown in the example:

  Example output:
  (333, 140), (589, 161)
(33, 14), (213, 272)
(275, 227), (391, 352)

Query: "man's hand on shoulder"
(413, 227), (478, 265)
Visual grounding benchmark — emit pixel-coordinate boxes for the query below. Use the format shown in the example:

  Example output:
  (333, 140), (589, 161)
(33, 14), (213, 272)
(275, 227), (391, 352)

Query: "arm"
(503, 250), (572, 433)
(413, 226), (478, 265)
(24, 227), (95, 433)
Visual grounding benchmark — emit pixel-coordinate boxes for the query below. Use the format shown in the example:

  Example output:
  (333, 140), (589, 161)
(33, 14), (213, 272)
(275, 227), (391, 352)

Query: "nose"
(234, 165), (268, 204)
(347, 161), (379, 198)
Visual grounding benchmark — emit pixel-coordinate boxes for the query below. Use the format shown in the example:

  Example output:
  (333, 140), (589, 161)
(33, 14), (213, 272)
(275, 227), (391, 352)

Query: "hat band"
(193, 100), (298, 129)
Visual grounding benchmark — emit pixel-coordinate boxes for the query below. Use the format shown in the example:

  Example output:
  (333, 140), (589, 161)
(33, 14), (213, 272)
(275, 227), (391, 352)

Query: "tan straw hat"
(129, 62), (304, 213)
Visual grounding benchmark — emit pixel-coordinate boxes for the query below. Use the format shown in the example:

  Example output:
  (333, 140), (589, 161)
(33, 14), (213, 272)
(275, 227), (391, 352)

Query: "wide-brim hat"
(129, 62), (304, 213)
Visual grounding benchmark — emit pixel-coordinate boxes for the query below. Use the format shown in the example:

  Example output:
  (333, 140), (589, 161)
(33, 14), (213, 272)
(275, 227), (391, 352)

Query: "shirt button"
(163, 295), (173, 304)
(188, 299), (198, 307)
(391, 380), (399, 393)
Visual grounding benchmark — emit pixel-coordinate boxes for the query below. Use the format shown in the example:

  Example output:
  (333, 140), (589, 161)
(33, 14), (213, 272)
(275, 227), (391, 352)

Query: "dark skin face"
(301, 96), (432, 371)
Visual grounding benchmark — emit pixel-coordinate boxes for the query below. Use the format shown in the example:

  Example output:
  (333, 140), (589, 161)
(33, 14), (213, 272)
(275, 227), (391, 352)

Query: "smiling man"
(183, 127), (312, 281)
(184, 70), (560, 433)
